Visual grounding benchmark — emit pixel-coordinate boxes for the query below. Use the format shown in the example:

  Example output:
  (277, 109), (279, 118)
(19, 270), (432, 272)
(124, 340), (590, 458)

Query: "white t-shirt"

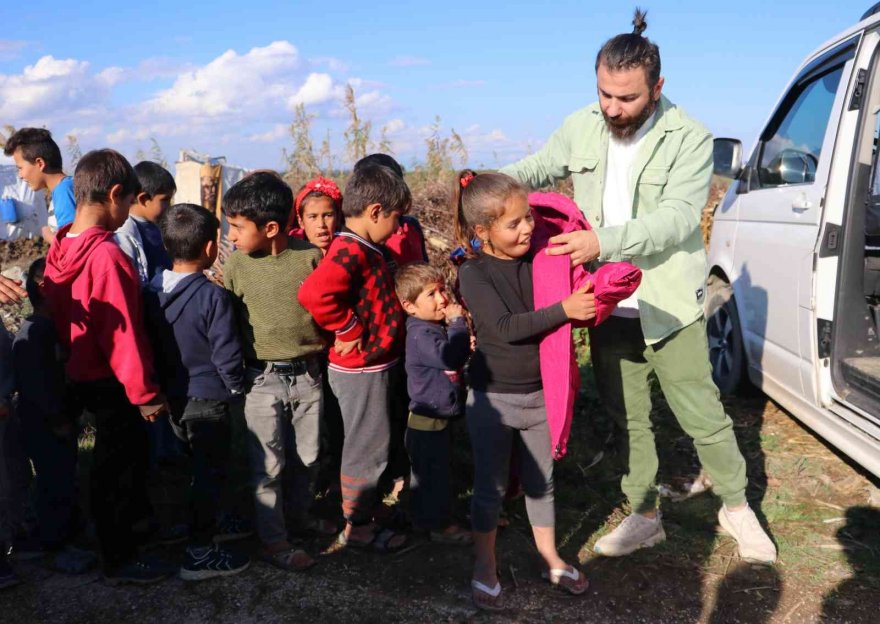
(601, 113), (656, 317)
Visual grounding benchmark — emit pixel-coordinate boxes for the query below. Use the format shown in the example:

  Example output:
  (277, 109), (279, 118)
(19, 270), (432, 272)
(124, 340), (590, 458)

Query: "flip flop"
(544, 565), (589, 595)
(336, 527), (407, 553)
(471, 578), (505, 612)
(260, 547), (316, 572)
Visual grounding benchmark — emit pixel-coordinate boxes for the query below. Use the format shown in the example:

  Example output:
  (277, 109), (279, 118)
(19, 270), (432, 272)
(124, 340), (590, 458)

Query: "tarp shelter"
(174, 150), (249, 239)
(0, 164), (48, 241)
(174, 150), (249, 281)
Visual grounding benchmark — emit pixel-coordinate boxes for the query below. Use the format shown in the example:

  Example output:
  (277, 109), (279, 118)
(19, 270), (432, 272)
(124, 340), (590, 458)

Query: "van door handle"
(792, 194), (812, 212)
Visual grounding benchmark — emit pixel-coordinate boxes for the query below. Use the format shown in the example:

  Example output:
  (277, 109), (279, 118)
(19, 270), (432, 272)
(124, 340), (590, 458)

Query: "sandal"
(260, 545), (316, 572)
(545, 565), (589, 595)
(336, 526), (408, 553)
(471, 578), (505, 612)
(429, 524), (473, 546)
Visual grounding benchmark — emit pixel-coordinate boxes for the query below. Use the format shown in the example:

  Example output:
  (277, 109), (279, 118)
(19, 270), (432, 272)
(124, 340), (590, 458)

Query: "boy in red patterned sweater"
(298, 164), (410, 551)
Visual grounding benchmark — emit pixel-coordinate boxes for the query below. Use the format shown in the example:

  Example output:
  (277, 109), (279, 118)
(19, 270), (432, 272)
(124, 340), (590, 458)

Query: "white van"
(708, 4), (880, 479)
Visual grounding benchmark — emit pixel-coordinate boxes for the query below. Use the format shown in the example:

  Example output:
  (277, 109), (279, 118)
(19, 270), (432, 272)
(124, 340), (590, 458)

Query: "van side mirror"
(713, 138), (743, 179)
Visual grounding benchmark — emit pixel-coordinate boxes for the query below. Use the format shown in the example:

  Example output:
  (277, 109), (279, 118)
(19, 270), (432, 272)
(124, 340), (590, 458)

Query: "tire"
(705, 280), (748, 395)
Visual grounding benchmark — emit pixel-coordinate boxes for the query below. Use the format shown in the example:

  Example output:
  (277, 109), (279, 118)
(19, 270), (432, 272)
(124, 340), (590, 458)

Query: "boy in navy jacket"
(145, 203), (249, 581)
(395, 263), (472, 544)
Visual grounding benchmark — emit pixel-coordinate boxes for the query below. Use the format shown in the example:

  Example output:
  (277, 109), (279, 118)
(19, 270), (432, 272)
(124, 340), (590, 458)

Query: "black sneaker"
(214, 513), (254, 543)
(0, 557), (20, 590)
(179, 544), (250, 581)
(104, 556), (176, 586)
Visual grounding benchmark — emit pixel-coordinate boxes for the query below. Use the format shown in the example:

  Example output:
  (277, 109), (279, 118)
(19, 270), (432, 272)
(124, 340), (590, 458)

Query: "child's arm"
(207, 288), (245, 396)
(412, 316), (471, 371)
(298, 244), (364, 346)
(12, 325), (63, 418)
(92, 260), (162, 407)
(459, 263), (569, 343)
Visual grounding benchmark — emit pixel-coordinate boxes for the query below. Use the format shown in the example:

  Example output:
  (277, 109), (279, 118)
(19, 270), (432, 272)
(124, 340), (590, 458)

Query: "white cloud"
(247, 124), (289, 143)
(288, 73), (344, 108)
(383, 118), (406, 134)
(0, 55), (108, 121)
(389, 55), (430, 67)
(142, 41), (301, 118)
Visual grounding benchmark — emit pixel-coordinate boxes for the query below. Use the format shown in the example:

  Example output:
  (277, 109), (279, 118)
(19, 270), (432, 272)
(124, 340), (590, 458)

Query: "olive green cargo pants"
(589, 316), (747, 513)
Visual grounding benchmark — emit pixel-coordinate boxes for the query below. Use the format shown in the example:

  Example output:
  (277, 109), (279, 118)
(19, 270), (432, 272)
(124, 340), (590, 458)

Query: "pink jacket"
(529, 192), (642, 459)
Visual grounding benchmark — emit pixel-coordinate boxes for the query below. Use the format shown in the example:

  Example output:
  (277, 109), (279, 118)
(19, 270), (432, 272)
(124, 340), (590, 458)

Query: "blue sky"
(0, 1), (871, 171)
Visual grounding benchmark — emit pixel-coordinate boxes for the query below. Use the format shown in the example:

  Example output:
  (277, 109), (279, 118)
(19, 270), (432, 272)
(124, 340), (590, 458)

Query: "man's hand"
(546, 230), (601, 266)
(334, 335), (363, 357)
(138, 400), (168, 422)
(0, 275), (26, 305)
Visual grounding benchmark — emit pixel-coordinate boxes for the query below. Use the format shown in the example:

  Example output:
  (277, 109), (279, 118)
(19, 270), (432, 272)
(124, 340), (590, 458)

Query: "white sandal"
(471, 578), (504, 612)
(546, 566), (589, 595)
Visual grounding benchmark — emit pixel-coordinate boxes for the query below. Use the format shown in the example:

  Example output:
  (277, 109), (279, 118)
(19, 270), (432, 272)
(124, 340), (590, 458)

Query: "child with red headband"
(288, 177), (343, 255)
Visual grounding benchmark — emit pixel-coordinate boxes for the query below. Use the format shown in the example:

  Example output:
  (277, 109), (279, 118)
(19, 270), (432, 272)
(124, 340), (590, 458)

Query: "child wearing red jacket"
(44, 149), (174, 585)
(298, 163), (410, 552)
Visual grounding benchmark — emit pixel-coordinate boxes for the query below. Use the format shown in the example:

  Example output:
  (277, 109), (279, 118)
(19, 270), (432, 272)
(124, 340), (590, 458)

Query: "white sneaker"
(594, 512), (666, 557)
(718, 505), (777, 565)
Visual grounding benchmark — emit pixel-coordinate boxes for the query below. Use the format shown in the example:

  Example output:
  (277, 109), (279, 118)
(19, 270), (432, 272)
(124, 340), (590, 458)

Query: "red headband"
(460, 172), (475, 188)
(295, 176), (342, 214)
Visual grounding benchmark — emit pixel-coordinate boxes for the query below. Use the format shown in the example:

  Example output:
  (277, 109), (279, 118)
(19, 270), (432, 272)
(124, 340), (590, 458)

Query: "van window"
(757, 65), (845, 188)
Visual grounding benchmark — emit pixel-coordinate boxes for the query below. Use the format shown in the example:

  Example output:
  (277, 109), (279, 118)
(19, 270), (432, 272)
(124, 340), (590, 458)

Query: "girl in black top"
(454, 170), (595, 610)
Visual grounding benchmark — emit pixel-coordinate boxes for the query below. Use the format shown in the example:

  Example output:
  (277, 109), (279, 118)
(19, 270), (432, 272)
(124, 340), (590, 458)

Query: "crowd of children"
(0, 127), (599, 611)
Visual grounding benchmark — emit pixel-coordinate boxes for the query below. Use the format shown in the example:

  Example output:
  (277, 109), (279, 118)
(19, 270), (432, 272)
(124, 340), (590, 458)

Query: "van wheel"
(705, 280), (748, 395)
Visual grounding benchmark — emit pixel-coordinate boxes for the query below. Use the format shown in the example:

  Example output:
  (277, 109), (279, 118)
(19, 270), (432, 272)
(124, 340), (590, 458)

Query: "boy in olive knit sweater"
(223, 172), (326, 572)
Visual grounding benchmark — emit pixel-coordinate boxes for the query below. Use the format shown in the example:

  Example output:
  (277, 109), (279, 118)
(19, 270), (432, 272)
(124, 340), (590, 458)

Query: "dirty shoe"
(594, 512), (666, 557)
(718, 505), (777, 565)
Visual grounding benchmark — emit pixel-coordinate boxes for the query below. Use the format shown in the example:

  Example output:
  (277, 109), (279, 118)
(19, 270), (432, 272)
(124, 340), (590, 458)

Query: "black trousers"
(75, 379), (151, 571)
(169, 397), (230, 547)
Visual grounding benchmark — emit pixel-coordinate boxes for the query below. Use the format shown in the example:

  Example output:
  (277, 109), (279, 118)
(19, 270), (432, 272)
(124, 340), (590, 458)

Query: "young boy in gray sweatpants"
(299, 164), (412, 552)
(223, 172), (327, 572)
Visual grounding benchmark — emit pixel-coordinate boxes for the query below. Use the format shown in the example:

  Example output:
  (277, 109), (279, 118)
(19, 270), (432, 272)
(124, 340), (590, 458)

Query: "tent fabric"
(0, 165), (48, 241)
(529, 191), (642, 460)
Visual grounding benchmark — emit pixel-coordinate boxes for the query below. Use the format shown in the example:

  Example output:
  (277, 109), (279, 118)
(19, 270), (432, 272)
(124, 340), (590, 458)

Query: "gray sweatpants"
(329, 365), (399, 524)
(466, 389), (555, 532)
(244, 360), (323, 545)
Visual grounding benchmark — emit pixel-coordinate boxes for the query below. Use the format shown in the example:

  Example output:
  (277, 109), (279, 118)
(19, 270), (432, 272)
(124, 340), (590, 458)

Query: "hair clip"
(460, 172), (475, 188)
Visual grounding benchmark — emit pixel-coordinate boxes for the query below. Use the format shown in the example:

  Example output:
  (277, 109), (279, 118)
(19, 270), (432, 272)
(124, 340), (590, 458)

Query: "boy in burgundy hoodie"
(43, 149), (174, 585)
(298, 164), (409, 551)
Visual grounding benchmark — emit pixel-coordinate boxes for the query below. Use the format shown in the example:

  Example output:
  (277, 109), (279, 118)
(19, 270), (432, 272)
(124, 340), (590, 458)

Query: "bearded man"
(500, 9), (776, 565)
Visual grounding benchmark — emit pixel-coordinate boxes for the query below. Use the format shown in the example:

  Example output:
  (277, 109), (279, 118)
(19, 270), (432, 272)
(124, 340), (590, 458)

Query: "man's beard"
(603, 97), (657, 140)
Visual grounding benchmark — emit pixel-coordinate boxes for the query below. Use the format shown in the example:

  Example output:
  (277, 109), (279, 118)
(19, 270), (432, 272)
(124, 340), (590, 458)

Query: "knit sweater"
(298, 229), (404, 371)
(224, 240), (327, 362)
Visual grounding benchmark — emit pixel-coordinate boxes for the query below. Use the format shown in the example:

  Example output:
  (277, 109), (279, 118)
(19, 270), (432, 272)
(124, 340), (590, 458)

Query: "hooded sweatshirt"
(44, 224), (159, 405)
(145, 270), (244, 401)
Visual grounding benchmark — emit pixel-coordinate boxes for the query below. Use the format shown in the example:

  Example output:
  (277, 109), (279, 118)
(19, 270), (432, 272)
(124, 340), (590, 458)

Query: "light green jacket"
(500, 95), (712, 344)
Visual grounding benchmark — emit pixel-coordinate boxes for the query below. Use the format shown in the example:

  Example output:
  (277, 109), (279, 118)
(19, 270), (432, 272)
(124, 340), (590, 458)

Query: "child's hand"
(334, 335), (363, 356)
(444, 303), (463, 321)
(139, 399), (168, 422)
(561, 281), (597, 321)
(0, 275), (26, 305)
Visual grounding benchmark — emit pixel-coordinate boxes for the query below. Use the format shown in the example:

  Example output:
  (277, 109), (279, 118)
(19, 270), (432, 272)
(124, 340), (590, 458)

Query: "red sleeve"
(91, 257), (160, 405)
(298, 240), (364, 342)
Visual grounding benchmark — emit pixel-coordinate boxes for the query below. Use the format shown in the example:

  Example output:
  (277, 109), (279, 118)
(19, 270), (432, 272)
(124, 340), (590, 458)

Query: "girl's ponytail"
(453, 169), (478, 257)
